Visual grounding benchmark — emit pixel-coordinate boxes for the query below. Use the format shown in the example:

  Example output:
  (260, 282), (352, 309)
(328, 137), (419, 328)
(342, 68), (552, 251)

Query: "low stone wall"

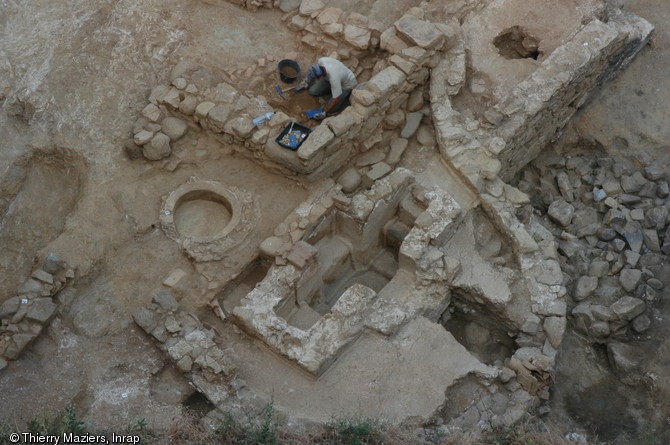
(133, 290), (261, 416)
(272, 10), (456, 181)
(212, 0), (278, 12)
(284, 0), (385, 61)
(130, 9), (456, 184)
(0, 253), (73, 370)
(231, 170), (412, 374)
(231, 169), (474, 375)
(131, 79), (274, 160)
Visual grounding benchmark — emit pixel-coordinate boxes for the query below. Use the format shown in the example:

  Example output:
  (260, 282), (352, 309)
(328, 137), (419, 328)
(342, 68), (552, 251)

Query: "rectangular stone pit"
(230, 169), (426, 375)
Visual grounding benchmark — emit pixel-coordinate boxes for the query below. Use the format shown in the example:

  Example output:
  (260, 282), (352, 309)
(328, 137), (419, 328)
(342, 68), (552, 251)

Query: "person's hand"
(298, 79), (309, 89)
(314, 112), (326, 120)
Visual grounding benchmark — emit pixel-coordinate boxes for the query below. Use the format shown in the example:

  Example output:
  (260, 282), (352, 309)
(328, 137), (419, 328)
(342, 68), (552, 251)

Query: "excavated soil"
(0, 0), (669, 440)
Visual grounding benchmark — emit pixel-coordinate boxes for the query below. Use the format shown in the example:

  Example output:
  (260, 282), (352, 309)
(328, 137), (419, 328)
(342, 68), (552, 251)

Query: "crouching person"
(305, 57), (357, 119)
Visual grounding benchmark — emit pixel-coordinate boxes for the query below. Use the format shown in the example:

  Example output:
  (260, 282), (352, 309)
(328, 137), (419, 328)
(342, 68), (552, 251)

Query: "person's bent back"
(306, 57), (357, 118)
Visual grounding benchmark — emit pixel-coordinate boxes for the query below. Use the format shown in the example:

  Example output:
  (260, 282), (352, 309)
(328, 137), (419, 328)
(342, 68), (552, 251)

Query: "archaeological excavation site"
(1, 0), (670, 443)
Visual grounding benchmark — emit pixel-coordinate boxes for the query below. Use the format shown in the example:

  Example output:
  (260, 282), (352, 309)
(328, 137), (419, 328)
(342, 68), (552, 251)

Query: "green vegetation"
(24, 406), (87, 437)
(628, 426), (670, 445)
(0, 407), (151, 445)
(217, 401), (279, 445)
(0, 405), (622, 445)
(316, 418), (385, 445)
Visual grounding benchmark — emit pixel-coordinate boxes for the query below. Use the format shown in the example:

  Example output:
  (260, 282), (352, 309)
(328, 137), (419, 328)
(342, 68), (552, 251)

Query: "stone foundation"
(124, 0), (654, 432)
(0, 253), (74, 369)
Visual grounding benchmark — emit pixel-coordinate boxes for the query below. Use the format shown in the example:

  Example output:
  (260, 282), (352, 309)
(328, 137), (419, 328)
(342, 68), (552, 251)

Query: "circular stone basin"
(173, 190), (233, 238)
(160, 180), (257, 262)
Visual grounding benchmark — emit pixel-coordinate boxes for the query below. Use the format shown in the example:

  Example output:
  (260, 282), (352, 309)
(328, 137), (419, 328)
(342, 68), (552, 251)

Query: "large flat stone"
(610, 296), (645, 322)
(618, 268), (641, 292)
(386, 138), (408, 165)
(401, 112), (423, 138)
(0, 297), (21, 319)
(26, 298), (57, 323)
(279, 0), (301, 12)
(286, 241), (318, 269)
(547, 199), (574, 227)
(143, 132), (171, 161)
(299, 0), (324, 15)
(297, 124), (335, 161)
(356, 148), (385, 167)
(344, 25), (371, 50)
(574, 276), (598, 301)
(41, 253), (66, 274)
(394, 15), (444, 50)
(337, 168), (361, 193)
(153, 290), (178, 312)
(366, 66), (406, 97)
(160, 117), (187, 141)
(207, 104), (235, 133)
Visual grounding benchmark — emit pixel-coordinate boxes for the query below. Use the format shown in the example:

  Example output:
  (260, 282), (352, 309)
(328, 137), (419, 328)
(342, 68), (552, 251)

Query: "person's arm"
(323, 96), (340, 115)
(312, 96), (338, 120)
(322, 74), (344, 117)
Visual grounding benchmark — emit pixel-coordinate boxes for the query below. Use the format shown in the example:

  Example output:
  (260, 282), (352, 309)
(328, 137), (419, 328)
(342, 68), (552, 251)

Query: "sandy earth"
(0, 0), (311, 430)
(0, 0), (669, 438)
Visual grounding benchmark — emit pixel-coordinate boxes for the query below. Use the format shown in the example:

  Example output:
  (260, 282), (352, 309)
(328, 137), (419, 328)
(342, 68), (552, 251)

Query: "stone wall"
(133, 290), (263, 417)
(231, 168), (466, 374)
(284, 0), (385, 61)
(494, 12), (654, 182)
(130, 79), (275, 163)
(269, 9), (457, 181)
(212, 0), (278, 12)
(0, 253), (73, 370)
(130, 8), (456, 184)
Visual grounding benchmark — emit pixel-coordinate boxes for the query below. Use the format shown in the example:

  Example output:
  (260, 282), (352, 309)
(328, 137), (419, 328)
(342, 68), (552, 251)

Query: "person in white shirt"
(304, 57), (358, 119)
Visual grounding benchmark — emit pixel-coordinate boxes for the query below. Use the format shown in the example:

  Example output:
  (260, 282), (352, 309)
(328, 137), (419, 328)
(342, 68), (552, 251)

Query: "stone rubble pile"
(518, 152), (668, 367)
(0, 253), (74, 370)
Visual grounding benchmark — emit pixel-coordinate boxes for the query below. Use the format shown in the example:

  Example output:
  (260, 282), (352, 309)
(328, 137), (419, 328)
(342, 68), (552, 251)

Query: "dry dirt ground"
(0, 0), (313, 430)
(0, 0), (669, 439)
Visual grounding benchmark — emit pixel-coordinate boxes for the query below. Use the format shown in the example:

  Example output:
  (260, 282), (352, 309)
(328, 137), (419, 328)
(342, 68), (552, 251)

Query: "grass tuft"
(316, 418), (385, 445)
